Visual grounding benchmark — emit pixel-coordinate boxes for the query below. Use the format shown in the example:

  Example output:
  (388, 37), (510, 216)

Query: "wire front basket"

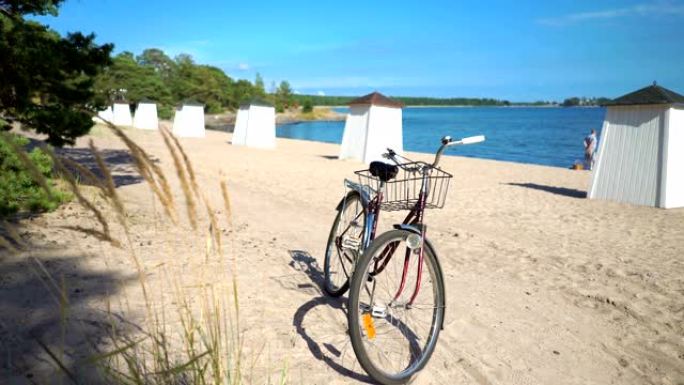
(355, 162), (452, 211)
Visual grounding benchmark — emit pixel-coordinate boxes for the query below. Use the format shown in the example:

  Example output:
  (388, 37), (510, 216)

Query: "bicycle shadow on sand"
(288, 250), (374, 384)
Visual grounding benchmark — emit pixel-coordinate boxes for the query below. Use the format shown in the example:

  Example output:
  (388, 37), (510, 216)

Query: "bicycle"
(323, 135), (485, 384)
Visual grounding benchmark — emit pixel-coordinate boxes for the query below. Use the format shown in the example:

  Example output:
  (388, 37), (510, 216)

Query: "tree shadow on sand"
(55, 147), (143, 188)
(0, 225), (136, 384)
(24, 137), (144, 188)
(288, 250), (374, 384)
(505, 182), (587, 199)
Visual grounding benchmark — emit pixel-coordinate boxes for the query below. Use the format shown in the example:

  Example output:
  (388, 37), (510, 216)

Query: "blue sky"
(35, 0), (684, 101)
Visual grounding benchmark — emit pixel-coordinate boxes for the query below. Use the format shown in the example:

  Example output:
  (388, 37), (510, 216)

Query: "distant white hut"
(589, 83), (684, 208)
(339, 92), (404, 163)
(112, 101), (133, 126)
(172, 102), (205, 138)
(93, 106), (113, 124)
(133, 100), (159, 130)
(232, 100), (276, 148)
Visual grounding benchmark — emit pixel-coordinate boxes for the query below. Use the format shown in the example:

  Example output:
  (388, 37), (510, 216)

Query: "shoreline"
(277, 133), (586, 171)
(271, 130), (584, 171)
(317, 105), (606, 109)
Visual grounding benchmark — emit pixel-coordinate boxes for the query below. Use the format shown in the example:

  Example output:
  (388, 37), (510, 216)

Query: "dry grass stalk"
(200, 192), (221, 257)
(27, 256), (69, 307)
(219, 174), (233, 229)
(104, 122), (177, 224)
(89, 139), (127, 230)
(60, 157), (107, 192)
(218, 175), (242, 384)
(42, 145), (119, 247)
(92, 152), (153, 329)
(56, 225), (120, 247)
(159, 127), (197, 230)
(0, 233), (18, 254)
(1, 219), (27, 249)
(166, 127), (200, 197)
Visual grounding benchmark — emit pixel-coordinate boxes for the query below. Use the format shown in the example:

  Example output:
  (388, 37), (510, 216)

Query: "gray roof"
(604, 84), (684, 106)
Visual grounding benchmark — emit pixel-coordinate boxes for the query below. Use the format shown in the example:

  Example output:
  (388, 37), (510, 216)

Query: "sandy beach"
(1, 126), (683, 384)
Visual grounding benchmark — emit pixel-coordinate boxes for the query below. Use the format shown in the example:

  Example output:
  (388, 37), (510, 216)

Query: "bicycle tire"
(348, 229), (445, 384)
(323, 192), (367, 297)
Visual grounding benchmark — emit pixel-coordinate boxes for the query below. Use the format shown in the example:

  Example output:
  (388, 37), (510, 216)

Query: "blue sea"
(276, 107), (606, 168)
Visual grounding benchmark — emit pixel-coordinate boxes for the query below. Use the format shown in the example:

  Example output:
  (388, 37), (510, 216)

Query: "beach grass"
(0, 121), (265, 384)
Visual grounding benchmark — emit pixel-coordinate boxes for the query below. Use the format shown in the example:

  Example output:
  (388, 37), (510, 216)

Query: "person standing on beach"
(584, 129), (598, 170)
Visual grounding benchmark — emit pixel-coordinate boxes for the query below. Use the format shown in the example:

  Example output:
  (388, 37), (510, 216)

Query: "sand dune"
(1, 126), (682, 384)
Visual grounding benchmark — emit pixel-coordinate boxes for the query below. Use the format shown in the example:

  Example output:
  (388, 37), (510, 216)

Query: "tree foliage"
(96, 52), (171, 105)
(562, 97), (581, 107)
(274, 81), (294, 112)
(94, 49), (269, 116)
(0, 0), (113, 146)
(562, 96), (611, 107)
(0, 0), (63, 17)
(254, 72), (266, 98)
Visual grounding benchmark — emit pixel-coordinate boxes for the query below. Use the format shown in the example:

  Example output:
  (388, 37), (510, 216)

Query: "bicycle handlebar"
(432, 135), (485, 167)
(383, 135), (486, 169)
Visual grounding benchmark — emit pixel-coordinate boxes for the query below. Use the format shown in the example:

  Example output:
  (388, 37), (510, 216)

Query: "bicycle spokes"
(349, 231), (443, 381)
(324, 193), (366, 297)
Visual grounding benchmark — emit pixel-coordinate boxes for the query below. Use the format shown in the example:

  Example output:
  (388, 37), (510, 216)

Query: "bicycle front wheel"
(348, 229), (445, 384)
(323, 192), (367, 297)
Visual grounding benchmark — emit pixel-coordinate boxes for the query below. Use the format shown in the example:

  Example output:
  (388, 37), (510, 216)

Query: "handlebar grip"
(461, 135), (485, 144)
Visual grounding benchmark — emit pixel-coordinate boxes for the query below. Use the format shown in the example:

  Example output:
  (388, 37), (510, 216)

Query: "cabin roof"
(604, 83), (684, 106)
(348, 92), (404, 108)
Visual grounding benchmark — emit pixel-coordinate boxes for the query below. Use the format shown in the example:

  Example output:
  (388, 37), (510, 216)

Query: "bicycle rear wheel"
(348, 229), (444, 384)
(323, 192), (366, 297)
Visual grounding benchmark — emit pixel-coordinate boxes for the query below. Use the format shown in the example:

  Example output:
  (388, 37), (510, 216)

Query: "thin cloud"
(237, 63), (250, 71)
(538, 3), (684, 26)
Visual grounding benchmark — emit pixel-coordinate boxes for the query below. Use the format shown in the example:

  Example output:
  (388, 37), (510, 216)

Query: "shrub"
(302, 99), (313, 113)
(0, 133), (68, 216)
(158, 104), (175, 120)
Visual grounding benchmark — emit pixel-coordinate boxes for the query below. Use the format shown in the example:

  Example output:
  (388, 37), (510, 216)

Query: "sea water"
(276, 107), (606, 168)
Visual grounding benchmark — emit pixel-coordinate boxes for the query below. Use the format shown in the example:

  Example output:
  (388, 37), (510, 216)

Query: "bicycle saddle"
(369, 161), (399, 182)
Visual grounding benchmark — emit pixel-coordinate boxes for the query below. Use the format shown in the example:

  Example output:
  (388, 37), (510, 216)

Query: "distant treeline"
(561, 97), (612, 107)
(292, 95), (611, 107)
(291, 95), (513, 106)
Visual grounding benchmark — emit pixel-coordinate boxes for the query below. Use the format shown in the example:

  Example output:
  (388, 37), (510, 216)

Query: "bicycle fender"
(344, 179), (374, 207)
(392, 224), (447, 330)
(336, 186), (371, 211)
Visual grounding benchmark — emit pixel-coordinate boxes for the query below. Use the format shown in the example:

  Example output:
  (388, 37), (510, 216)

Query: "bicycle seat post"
(378, 180), (386, 197)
